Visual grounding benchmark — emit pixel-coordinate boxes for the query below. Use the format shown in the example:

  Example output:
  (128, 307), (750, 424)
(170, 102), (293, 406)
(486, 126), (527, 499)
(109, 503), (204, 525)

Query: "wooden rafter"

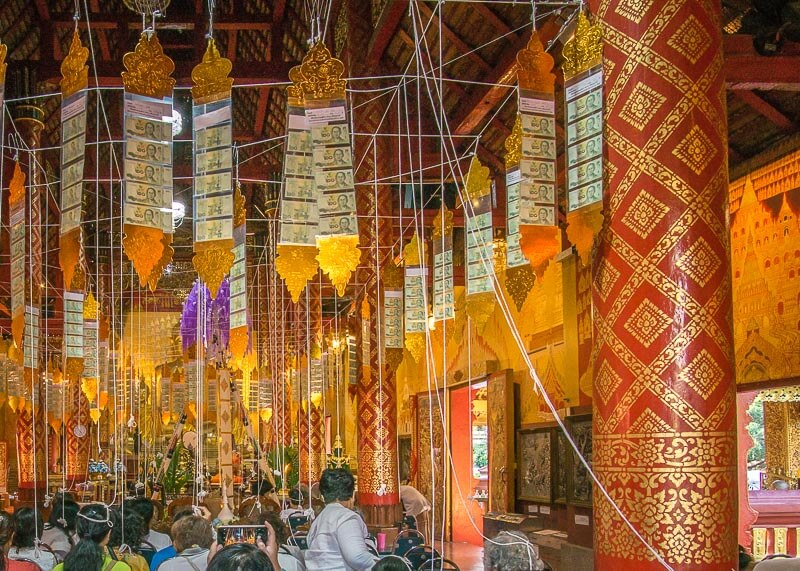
(416, 2), (490, 72)
(473, 3), (518, 44)
(367, 0), (409, 68)
(735, 90), (797, 133)
(253, 87), (270, 138)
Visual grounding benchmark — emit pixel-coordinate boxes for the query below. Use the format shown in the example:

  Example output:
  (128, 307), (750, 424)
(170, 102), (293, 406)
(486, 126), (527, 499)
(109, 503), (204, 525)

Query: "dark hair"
(125, 498), (156, 531)
(319, 468), (354, 504)
(289, 489), (304, 505)
(739, 545), (754, 570)
(49, 500), (80, 534)
(253, 511), (287, 546)
(0, 512), (15, 571)
(207, 543), (274, 571)
(12, 508), (43, 549)
(372, 556), (412, 571)
(171, 516), (212, 552)
(172, 509), (194, 524)
(63, 504), (113, 571)
(109, 508), (145, 549)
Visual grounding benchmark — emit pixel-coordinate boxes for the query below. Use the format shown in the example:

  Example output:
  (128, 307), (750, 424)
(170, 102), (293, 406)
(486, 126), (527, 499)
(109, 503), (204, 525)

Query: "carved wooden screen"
(488, 370), (516, 512)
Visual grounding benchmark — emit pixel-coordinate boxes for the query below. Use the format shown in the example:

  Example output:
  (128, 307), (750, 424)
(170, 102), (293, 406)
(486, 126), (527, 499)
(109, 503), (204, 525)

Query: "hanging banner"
(432, 205), (455, 321)
(403, 233), (426, 363)
(519, 97), (557, 226)
(506, 167), (527, 268)
(64, 291), (85, 359)
(192, 38), (235, 298)
(464, 157), (496, 332)
(383, 260), (404, 363)
(121, 32), (176, 290)
(23, 307), (39, 370)
(83, 321), (98, 379)
(59, 31), (89, 290)
(229, 184), (249, 364)
(280, 106), (318, 245)
(565, 67), (603, 212)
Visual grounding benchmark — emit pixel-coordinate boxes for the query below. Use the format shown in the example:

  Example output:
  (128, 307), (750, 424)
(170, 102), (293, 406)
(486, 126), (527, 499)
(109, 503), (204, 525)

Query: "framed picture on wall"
(553, 429), (568, 504)
(398, 435), (413, 484)
(567, 415), (592, 507)
(517, 428), (552, 503)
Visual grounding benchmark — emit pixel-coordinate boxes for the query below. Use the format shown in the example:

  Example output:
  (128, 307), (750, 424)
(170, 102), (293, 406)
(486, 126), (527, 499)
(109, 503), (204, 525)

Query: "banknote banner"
(121, 31), (176, 290)
(432, 204), (455, 322)
(464, 156), (495, 333)
(403, 233), (427, 364)
(191, 38), (235, 299)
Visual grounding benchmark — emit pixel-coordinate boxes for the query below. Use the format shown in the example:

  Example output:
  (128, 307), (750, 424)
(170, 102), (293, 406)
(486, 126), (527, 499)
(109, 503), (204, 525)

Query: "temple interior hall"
(1, 0), (800, 570)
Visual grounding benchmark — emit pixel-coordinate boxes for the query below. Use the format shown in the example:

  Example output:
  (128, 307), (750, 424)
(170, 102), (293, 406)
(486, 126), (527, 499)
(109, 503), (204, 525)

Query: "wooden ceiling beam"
(734, 90), (797, 133)
(366, 0), (408, 68)
(227, 30), (238, 62)
(50, 17), (271, 31)
(416, 3), (491, 72)
(34, 0), (50, 20)
(473, 3), (518, 44)
(724, 34), (800, 91)
(37, 60), (293, 87)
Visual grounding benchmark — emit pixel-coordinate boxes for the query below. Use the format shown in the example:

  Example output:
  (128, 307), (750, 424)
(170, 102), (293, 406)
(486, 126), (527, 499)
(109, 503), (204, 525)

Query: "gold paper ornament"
(506, 264), (536, 312)
(275, 245), (319, 303)
(122, 33), (176, 99)
(83, 291), (99, 320)
(145, 234), (174, 292)
(432, 204), (453, 241)
(60, 30), (89, 98)
(234, 184), (246, 228)
(0, 42), (7, 85)
(193, 244), (235, 299)
(405, 332), (426, 364)
(287, 42), (346, 101)
(123, 224), (166, 287)
(229, 327), (249, 364)
(562, 11), (603, 79)
(505, 115), (522, 169)
(316, 236), (361, 297)
(191, 38), (234, 103)
(65, 358), (84, 383)
(516, 31), (556, 93)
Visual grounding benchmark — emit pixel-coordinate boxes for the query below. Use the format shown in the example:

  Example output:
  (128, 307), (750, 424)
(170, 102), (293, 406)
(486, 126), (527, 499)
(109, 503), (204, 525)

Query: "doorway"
(449, 381), (486, 546)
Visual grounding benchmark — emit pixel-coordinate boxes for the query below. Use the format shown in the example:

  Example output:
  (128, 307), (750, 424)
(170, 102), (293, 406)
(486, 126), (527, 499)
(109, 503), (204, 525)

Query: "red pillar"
(592, 1), (737, 568)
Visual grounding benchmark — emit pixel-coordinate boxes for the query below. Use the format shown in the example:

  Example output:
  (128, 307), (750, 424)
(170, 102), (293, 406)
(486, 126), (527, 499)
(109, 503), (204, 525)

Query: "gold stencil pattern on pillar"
(121, 32), (175, 288)
(464, 156), (495, 333)
(192, 38), (235, 298)
(563, 10), (605, 262)
(59, 30), (89, 291)
(504, 116), (536, 311)
(404, 232), (427, 363)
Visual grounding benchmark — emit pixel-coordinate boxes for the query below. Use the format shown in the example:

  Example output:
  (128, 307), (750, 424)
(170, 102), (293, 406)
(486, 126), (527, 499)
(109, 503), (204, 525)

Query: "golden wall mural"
(731, 149), (800, 385)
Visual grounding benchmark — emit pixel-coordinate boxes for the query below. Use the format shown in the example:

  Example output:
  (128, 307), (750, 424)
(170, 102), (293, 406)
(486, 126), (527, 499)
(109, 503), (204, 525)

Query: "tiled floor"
(433, 540), (484, 570)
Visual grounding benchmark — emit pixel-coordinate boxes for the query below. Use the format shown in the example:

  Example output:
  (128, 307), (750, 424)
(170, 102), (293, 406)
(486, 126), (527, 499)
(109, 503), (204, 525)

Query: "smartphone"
(216, 524), (269, 546)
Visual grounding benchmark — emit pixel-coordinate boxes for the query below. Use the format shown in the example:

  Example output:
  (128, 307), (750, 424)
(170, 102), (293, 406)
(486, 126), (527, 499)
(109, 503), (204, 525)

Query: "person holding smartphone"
(159, 517), (211, 571)
(304, 469), (378, 571)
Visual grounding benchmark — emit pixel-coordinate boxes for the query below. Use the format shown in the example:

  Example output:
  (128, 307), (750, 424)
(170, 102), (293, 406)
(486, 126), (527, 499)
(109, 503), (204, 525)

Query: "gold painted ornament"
(316, 236), (361, 297)
(562, 11), (603, 79)
(275, 245), (319, 303)
(191, 38), (234, 103)
(287, 42), (347, 101)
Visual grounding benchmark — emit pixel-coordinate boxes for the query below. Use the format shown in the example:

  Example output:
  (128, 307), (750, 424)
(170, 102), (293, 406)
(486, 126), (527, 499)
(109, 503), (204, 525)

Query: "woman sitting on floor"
(8, 508), (57, 571)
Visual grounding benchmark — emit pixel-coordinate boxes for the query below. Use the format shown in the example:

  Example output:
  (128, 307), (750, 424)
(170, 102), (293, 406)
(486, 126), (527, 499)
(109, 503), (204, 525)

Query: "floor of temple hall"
(433, 541), (484, 570)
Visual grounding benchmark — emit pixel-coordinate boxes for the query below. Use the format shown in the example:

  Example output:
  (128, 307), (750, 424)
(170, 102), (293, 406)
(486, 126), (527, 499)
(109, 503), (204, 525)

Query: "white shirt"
(304, 503), (378, 571)
(40, 526), (75, 559)
(158, 548), (208, 571)
(278, 547), (306, 571)
(143, 530), (172, 551)
(399, 485), (431, 517)
(9, 547), (58, 571)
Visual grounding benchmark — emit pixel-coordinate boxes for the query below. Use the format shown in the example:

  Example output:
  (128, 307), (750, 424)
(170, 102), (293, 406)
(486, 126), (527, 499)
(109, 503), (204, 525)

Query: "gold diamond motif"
(621, 191), (670, 239)
(596, 360), (622, 404)
(673, 125), (716, 175)
(595, 258), (621, 302)
(667, 15), (711, 64)
(624, 299), (673, 348)
(676, 237), (720, 287)
(614, 0), (654, 23)
(619, 82), (667, 131)
(677, 349), (724, 399)
(630, 408), (673, 434)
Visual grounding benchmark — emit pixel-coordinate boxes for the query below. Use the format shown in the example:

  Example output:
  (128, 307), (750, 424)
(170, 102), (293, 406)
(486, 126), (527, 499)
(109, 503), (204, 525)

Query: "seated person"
(149, 511), (193, 571)
(42, 500), (80, 561)
(158, 517), (211, 571)
(8, 508), (58, 571)
(280, 490), (306, 523)
(305, 469), (378, 571)
(255, 511), (305, 571)
(53, 504), (130, 571)
(754, 555), (800, 570)
(0, 513), (44, 571)
(484, 531), (546, 571)
(108, 509), (148, 571)
(126, 499), (170, 551)
(207, 541), (278, 571)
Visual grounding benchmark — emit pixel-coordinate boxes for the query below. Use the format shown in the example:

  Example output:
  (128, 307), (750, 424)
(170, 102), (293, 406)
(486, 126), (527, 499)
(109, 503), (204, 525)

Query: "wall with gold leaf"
(730, 149), (800, 386)
(397, 254), (586, 427)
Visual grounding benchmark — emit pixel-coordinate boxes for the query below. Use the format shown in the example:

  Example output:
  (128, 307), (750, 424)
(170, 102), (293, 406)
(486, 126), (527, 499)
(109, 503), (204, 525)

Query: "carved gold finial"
(465, 156), (491, 200)
(275, 245), (319, 303)
(71, 267), (87, 291)
(122, 32), (176, 99)
(405, 333), (425, 364)
(505, 116), (522, 168)
(287, 42), (347, 102)
(432, 204), (453, 240)
(193, 244), (235, 299)
(122, 226), (166, 287)
(517, 31), (555, 93)
(506, 264), (536, 311)
(9, 161), (25, 206)
(83, 291), (100, 320)
(0, 42), (7, 84)
(562, 11), (603, 79)
(60, 31), (89, 98)
(383, 258), (404, 289)
(403, 232), (426, 267)
(191, 38), (234, 102)
(316, 236), (361, 297)
(233, 183), (246, 228)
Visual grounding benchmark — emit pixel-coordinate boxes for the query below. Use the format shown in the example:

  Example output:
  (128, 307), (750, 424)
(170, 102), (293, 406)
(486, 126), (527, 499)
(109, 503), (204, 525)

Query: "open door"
(488, 370), (516, 513)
